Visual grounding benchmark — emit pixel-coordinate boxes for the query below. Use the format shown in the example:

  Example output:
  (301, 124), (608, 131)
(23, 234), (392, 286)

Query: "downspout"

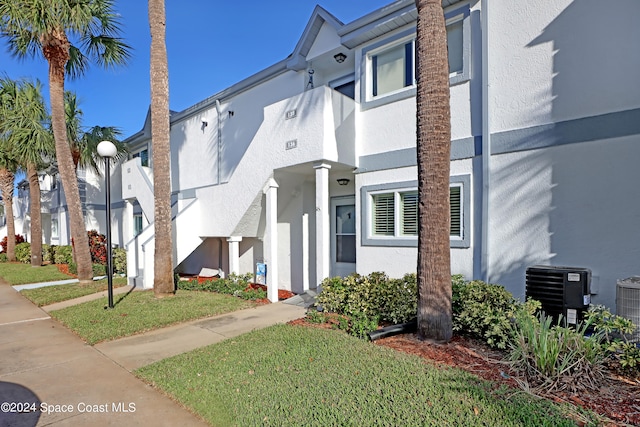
(480, 0), (491, 283)
(215, 99), (222, 185)
(215, 100), (224, 275)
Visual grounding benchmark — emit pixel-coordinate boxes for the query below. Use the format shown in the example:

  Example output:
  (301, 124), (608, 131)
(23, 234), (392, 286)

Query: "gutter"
(481, 0), (491, 282)
(215, 99), (222, 185)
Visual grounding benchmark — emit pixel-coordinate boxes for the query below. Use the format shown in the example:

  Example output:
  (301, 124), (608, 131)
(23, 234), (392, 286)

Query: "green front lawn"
(137, 325), (594, 426)
(20, 277), (129, 306)
(50, 290), (258, 345)
(0, 262), (72, 285)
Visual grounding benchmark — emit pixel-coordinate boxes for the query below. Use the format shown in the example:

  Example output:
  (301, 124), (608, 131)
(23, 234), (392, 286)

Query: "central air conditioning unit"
(525, 265), (591, 325)
(617, 277), (640, 343)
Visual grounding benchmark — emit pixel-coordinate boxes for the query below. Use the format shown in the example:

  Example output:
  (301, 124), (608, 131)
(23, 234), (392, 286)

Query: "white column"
(227, 236), (242, 275)
(263, 178), (279, 302)
(124, 200), (134, 244)
(302, 213), (309, 292)
(314, 162), (331, 287)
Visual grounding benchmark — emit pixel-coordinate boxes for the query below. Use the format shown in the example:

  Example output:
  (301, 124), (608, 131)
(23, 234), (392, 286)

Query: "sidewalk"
(0, 279), (310, 426)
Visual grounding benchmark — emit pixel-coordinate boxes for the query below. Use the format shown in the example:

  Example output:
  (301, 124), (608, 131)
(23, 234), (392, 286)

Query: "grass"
(20, 277), (129, 306)
(0, 262), (73, 285)
(50, 290), (258, 345)
(137, 325), (596, 427)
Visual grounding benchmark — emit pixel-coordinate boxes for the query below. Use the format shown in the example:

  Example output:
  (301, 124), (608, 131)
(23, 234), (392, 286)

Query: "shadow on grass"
(106, 284), (138, 310)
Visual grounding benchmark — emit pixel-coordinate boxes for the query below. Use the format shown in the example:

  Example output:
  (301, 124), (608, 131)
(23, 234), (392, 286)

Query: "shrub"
(87, 230), (107, 265)
(93, 263), (106, 277)
(177, 273), (254, 296)
(238, 287), (267, 301)
(15, 242), (31, 264)
(42, 244), (56, 263)
(374, 273), (417, 324)
(317, 272), (417, 325)
(0, 234), (25, 253)
(0, 253), (7, 263)
(349, 311), (379, 339)
(584, 305), (640, 377)
(68, 262), (77, 275)
(509, 311), (607, 393)
(452, 279), (531, 349)
(54, 245), (73, 265)
(113, 248), (127, 274)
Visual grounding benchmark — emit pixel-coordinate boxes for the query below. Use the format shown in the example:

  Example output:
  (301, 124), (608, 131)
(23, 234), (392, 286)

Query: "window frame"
(132, 148), (149, 167)
(361, 175), (470, 248)
(360, 4), (471, 110)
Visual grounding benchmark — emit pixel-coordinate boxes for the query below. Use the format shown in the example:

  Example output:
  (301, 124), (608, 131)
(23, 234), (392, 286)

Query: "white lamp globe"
(97, 140), (117, 158)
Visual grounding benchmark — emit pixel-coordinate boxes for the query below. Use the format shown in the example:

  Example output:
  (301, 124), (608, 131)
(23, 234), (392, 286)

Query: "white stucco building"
(4, 0), (639, 312)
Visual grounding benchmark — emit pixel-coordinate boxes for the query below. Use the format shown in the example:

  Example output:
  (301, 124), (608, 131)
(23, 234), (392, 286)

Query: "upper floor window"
(361, 5), (470, 110)
(372, 40), (414, 98)
(133, 148), (149, 167)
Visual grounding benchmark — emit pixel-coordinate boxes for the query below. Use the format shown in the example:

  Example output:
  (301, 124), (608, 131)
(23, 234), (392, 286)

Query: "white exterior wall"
(489, 0), (640, 131)
(488, 136), (640, 309)
(356, 158), (475, 280)
(483, 0), (640, 307)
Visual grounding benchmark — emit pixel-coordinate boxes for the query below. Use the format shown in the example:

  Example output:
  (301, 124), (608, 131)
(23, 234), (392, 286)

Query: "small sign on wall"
(256, 262), (267, 284)
(285, 109), (297, 120)
(285, 139), (297, 150)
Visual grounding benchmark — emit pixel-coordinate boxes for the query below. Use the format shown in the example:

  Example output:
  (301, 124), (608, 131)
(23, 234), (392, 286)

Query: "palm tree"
(415, 0), (453, 342)
(65, 91), (128, 175)
(0, 148), (18, 263)
(0, 77), (20, 262)
(0, 0), (131, 280)
(9, 79), (54, 267)
(149, 0), (174, 296)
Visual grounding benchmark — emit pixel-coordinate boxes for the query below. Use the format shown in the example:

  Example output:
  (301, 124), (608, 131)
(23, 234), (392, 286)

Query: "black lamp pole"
(98, 141), (117, 309)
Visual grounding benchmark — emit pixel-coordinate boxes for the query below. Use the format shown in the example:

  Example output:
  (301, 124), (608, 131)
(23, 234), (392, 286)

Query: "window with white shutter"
(363, 175), (469, 248)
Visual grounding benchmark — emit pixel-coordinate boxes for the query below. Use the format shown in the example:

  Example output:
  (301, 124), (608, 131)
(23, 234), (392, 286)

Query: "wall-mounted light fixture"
(334, 52), (347, 63)
(337, 178), (350, 186)
(201, 118), (209, 127)
(228, 111), (234, 117)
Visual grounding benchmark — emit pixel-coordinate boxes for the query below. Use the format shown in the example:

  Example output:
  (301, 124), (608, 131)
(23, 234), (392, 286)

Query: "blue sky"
(1, 1), (391, 139)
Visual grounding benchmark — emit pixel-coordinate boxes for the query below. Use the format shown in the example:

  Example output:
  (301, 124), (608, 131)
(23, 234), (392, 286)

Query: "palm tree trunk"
(47, 50), (93, 280)
(415, 0), (453, 342)
(0, 168), (16, 262)
(27, 163), (42, 266)
(149, 0), (175, 296)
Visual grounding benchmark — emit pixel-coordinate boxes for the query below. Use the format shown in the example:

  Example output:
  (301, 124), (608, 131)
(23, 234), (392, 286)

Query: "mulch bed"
(289, 317), (640, 426)
(56, 263), (76, 277)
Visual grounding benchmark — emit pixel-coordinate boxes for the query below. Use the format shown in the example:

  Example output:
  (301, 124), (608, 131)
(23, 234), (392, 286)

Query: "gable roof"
(286, 5), (345, 71)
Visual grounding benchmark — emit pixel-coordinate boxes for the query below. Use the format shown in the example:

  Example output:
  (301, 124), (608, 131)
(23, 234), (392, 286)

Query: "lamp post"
(97, 140), (117, 309)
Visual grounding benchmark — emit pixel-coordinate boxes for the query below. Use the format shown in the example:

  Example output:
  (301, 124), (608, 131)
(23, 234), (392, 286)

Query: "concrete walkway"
(0, 279), (310, 426)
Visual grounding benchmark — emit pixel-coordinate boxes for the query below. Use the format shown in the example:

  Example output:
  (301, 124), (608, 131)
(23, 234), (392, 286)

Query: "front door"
(331, 196), (356, 277)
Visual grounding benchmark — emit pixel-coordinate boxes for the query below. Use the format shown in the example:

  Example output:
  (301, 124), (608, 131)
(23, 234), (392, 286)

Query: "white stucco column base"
(263, 178), (279, 303)
(227, 236), (242, 275)
(314, 162), (331, 289)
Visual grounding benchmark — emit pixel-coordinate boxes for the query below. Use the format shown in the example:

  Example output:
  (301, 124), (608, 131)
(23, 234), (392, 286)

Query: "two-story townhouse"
(11, 0), (639, 317)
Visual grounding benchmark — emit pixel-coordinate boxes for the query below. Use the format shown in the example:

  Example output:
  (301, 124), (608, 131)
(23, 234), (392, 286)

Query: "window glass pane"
(336, 205), (356, 234)
(51, 219), (59, 238)
(134, 215), (143, 237)
(447, 20), (463, 74)
(336, 235), (356, 263)
(140, 149), (149, 167)
(373, 44), (406, 97)
(450, 186), (461, 237)
(401, 192), (418, 235)
(372, 193), (394, 235)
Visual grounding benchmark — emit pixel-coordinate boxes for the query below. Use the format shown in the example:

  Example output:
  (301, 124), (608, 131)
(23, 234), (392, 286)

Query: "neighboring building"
(5, 0), (640, 312)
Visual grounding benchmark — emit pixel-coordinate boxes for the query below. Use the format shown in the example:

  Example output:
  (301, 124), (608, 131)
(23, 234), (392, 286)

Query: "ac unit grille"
(617, 277), (640, 343)
(526, 265), (591, 325)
